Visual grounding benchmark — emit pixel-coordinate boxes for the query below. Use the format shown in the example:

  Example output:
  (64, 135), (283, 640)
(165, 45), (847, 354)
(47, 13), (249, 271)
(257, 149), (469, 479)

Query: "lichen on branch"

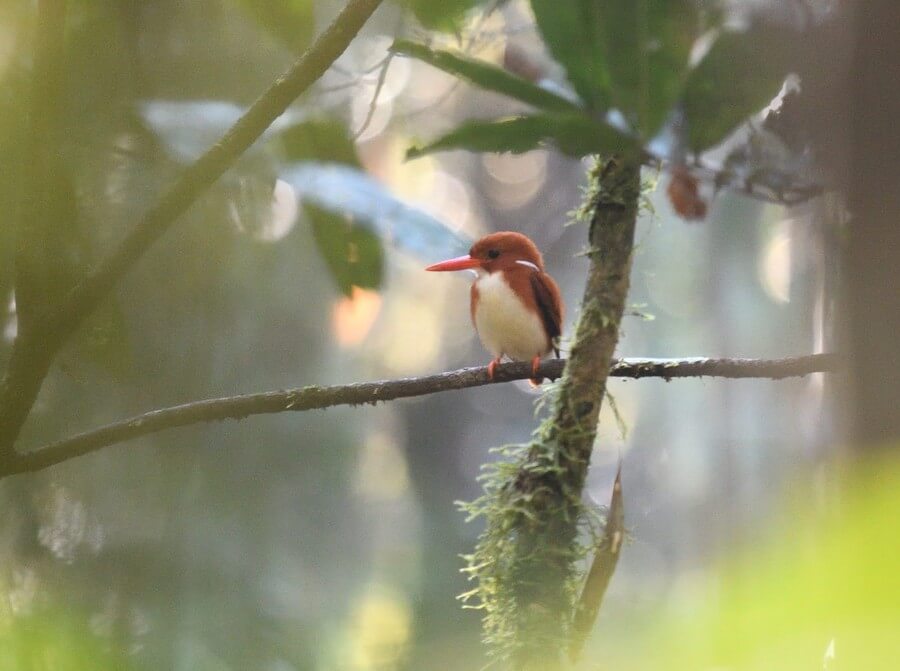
(460, 156), (641, 668)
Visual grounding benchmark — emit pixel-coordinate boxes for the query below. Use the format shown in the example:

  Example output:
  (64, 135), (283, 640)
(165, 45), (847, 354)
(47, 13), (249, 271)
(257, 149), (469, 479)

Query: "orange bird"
(426, 231), (564, 384)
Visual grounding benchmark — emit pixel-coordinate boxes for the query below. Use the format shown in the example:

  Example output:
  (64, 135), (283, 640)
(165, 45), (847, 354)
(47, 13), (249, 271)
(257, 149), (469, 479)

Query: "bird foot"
(487, 357), (502, 380)
(529, 356), (542, 387)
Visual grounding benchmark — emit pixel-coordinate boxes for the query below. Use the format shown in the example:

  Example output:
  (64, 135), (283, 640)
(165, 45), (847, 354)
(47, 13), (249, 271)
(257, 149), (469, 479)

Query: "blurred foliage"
(530, 0), (699, 135)
(596, 456), (900, 671)
(282, 163), (471, 262)
(401, 1), (806, 162)
(278, 118), (363, 167)
(396, 0), (488, 32)
(0, 610), (134, 671)
(235, 0), (315, 52)
(278, 119), (385, 295)
(306, 203), (384, 297)
(0, 1), (867, 671)
(681, 24), (797, 152)
(406, 113), (638, 159)
(389, 40), (580, 113)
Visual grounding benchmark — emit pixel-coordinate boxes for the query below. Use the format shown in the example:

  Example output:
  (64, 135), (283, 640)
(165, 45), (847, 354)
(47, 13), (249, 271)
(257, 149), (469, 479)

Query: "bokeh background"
(0, 1), (895, 670)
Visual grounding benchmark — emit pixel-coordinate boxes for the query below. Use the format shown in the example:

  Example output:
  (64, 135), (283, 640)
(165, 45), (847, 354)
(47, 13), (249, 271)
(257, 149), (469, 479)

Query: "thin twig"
(6, 354), (838, 477)
(353, 53), (393, 139)
(569, 464), (625, 662)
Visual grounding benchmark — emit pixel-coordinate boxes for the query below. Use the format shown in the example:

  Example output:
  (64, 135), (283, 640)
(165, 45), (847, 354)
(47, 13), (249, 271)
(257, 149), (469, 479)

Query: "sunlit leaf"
(282, 162), (471, 263)
(235, 0), (315, 52)
(305, 203), (383, 297)
(619, 459), (900, 671)
(390, 40), (581, 113)
(530, 0), (699, 135)
(681, 25), (796, 152)
(0, 610), (135, 671)
(406, 114), (638, 159)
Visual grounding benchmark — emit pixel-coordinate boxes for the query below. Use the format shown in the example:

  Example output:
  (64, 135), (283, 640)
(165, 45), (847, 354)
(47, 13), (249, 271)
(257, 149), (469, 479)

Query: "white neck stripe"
(514, 260), (540, 272)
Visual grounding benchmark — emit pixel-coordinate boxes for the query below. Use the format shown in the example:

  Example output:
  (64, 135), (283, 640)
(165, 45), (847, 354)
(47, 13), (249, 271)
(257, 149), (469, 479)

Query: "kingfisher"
(426, 231), (564, 384)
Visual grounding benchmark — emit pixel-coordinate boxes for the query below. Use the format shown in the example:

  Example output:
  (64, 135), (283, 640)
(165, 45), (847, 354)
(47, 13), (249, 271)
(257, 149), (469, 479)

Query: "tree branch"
(506, 156), (643, 670)
(569, 464), (625, 662)
(5, 353), (838, 477)
(0, 0), (385, 457)
(0, 0), (69, 470)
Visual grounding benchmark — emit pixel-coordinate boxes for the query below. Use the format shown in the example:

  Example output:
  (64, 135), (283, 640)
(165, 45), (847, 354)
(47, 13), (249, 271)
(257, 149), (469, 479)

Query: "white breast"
(473, 272), (550, 362)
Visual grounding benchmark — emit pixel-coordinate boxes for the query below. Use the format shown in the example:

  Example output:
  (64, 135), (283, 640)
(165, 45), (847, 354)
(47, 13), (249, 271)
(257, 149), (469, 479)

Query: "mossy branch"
(0, 354), (835, 478)
(462, 156), (642, 669)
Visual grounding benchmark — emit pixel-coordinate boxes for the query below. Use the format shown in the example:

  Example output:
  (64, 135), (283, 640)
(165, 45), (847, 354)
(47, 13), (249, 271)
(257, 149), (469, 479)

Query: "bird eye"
(487, 249), (500, 259)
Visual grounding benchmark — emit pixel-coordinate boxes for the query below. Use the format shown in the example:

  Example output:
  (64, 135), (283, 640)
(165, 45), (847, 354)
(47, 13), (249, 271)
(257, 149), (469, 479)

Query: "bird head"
(426, 231), (544, 275)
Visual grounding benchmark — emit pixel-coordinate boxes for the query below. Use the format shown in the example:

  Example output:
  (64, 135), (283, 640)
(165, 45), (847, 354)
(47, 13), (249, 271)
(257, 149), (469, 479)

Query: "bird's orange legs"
(530, 355), (541, 379)
(486, 356), (543, 383)
(487, 356), (502, 380)
(528, 355), (543, 387)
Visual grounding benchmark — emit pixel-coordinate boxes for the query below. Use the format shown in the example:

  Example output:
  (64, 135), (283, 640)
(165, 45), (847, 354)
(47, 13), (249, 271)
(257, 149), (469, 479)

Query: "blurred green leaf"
(306, 204), (383, 297)
(389, 40), (581, 113)
(529, 0), (609, 111)
(610, 458), (900, 671)
(397, 0), (486, 32)
(682, 26), (795, 152)
(0, 610), (135, 671)
(277, 118), (361, 167)
(530, 0), (699, 135)
(406, 114), (638, 159)
(235, 0), (315, 52)
(283, 163), (471, 263)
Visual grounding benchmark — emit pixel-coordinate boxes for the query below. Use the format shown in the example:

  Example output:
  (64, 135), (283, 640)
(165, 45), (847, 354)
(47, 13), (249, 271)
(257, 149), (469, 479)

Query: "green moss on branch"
(461, 157), (641, 669)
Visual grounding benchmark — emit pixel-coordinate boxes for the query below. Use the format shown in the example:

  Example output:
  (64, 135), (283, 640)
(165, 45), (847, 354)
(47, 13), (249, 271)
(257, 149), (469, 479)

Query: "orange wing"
(529, 272), (564, 356)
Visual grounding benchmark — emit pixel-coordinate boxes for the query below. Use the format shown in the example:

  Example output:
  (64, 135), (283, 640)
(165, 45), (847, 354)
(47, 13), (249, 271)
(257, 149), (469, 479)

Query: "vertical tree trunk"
(465, 157), (640, 670)
(844, 0), (900, 451)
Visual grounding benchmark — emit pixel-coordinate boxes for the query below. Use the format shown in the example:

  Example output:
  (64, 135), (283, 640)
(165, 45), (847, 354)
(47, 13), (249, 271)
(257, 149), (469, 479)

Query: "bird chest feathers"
(473, 271), (550, 361)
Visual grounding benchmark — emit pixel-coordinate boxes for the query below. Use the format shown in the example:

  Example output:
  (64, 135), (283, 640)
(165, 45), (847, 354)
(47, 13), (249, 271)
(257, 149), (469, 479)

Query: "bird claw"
(529, 356), (543, 387)
(487, 358), (501, 380)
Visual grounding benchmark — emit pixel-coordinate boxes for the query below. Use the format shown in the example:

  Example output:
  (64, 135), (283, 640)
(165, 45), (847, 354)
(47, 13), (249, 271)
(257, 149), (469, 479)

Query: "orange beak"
(425, 255), (483, 272)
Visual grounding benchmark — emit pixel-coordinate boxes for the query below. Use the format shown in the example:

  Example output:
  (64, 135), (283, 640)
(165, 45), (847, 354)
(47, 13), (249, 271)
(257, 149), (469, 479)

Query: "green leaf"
(235, 0), (315, 52)
(529, 0), (610, 112)
(277, 118), (361, 167)
(682, 26), (796, 152)
(406, 114), (638, 159)
(283, 163), (471, 261)
(397, 0), (485, 32)
(389, 40), (581, 113)
(530, 0), (699, 135)
(306, 204), (384, 297)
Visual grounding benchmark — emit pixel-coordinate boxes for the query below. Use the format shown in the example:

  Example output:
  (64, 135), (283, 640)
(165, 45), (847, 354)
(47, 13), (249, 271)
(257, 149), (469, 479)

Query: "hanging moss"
(458, 156), (641, 669)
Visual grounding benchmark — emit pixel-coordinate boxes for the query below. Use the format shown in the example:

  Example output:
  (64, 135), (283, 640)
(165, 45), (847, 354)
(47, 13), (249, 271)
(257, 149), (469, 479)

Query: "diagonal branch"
(5, 354), (838, 477)
(0, 0), (385, 458)
(504, 156), (643, 670)
(569, 464), (625, 662)
(53, 0), (384, 335)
